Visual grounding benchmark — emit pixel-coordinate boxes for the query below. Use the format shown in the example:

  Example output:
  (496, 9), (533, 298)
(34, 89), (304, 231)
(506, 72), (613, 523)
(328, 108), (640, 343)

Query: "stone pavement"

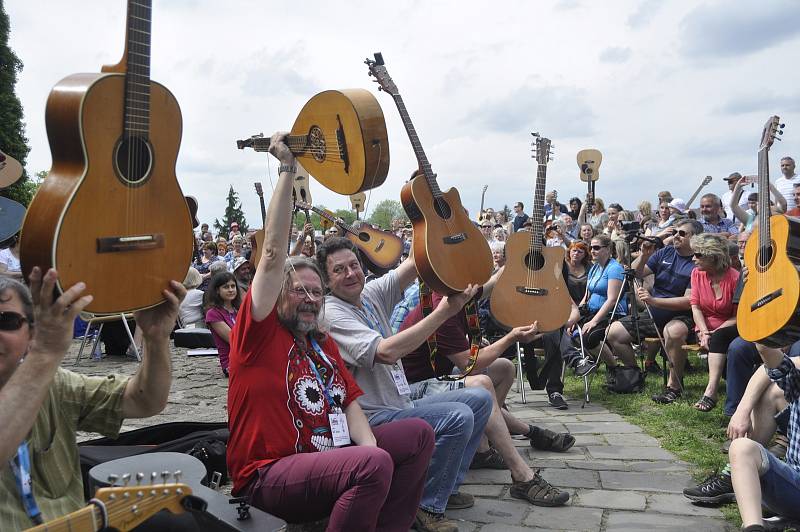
(67, 343), (732, 531)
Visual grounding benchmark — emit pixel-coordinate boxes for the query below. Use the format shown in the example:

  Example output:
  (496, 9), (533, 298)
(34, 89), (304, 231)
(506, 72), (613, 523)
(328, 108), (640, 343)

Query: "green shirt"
(1, 368), (128, 531)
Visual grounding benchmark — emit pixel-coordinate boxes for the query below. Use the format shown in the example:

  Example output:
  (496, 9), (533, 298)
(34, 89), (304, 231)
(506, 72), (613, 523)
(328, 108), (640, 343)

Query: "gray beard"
(278, 304), (320, 337)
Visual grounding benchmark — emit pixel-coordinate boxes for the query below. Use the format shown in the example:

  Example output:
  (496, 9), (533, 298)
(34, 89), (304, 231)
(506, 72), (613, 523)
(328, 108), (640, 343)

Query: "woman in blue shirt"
(576, 235), (627, 356)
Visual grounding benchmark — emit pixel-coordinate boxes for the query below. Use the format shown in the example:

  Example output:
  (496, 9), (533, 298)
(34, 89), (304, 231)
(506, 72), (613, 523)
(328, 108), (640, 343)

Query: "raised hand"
(133, 280), (187, 343)
(28, 267), (93, 358)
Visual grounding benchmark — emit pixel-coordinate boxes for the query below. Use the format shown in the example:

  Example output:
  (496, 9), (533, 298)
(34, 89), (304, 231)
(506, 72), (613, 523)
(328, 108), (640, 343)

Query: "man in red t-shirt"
(226, 133), (434, 531)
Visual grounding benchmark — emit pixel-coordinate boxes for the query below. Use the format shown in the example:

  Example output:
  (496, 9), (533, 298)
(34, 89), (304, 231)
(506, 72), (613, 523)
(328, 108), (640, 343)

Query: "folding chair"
(75, 313), (139, 365)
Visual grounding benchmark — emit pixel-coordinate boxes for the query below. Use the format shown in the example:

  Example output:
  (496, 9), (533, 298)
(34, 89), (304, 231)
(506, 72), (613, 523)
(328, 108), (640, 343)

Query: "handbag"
(606, 365), (645, 394)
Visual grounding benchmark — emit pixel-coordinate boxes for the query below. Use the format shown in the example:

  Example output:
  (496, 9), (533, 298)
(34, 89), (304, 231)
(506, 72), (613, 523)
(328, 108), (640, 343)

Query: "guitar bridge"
(97, 234), (165, 253)
(443, 233), (466, 244)
(374, 239), (385, 252)
(751, 288), (783, 311)
(516, 287), (548, 296)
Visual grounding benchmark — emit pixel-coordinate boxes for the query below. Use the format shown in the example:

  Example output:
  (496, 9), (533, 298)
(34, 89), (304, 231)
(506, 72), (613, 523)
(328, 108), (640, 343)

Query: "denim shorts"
(757, 443), (800, 519)
(409, 377), (465, 401)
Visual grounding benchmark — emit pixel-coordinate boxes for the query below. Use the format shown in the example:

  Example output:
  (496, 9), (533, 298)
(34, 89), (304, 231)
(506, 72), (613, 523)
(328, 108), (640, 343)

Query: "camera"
(620, 220), (640, 233)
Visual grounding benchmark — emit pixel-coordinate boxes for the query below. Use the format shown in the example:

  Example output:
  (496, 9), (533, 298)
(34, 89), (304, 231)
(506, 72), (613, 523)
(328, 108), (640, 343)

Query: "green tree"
(0, 1), (32, 206)
(367, 199), (405, 230)
(214, 185), (248, 237)
(333, 209), (357, 227)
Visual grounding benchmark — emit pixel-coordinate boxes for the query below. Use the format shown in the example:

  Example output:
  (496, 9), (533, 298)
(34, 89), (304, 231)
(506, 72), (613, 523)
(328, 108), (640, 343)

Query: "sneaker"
(651, 387), (681, 404)
(574, 357), (597, 377)
(446, 491), (474, 509)
(470, 447), (507, 470)
(510, 472), (569, 506)
(682, 471), (734, 505)
(548, 392), (568, 410)
(413, 508), (458, 532)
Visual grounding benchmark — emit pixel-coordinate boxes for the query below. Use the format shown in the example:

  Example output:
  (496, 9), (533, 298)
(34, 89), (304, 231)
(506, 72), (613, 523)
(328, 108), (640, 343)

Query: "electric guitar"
(490, 133), (572, 332)
(236, 89), (390, 195)
(25, 478), (197, 531)
(0, 149), (23, 188)
(20, 0), (194, 314)
(296, 200), (402, 274)
(738, 116), (800, 347)
(366, 52), (492, 294)
(685, 175), (713, 210)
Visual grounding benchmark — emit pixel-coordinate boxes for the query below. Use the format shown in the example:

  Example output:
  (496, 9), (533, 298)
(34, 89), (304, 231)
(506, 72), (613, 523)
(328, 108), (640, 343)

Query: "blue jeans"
(758, 443), (800, 519)
(726, 339), (800, 416)
(368, 387), (492, 514)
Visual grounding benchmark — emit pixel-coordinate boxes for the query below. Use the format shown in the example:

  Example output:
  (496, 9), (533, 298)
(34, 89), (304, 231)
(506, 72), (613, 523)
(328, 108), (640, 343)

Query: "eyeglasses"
(481, 225), (492, 229)
(693, 252), (705, 259)
(676, 229), (689, 237)
(590, 245), (607, 251)
(288, 287), (324, 299)
(0, 311), (28, 331)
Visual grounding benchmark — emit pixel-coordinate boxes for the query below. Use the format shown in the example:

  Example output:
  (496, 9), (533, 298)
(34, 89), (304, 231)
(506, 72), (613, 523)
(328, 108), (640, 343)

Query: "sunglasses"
(676, 229), (689, 237)
(0, 311), (28, 331)
(693, 252), (705, 259)
(590, 245), (607, 251)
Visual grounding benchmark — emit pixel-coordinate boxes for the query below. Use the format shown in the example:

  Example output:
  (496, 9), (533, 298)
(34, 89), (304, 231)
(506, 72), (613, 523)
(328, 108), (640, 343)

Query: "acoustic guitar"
(236, 89), (390, 195)
(296, 200), (402, 274)
(350, 192), (366, 219)
(577, 149), (602, 222)
(25, 478), (197, 532)
(738, 116), (800, 347)
(685, 175), (713, 210)
(491, 133), (571, 332)
(478, 184), (488, 221)
(250, 182), (267, 269)
(0, 149), (23, 188)
(20, 0), (194, 314)
(366, 52), (492, 294)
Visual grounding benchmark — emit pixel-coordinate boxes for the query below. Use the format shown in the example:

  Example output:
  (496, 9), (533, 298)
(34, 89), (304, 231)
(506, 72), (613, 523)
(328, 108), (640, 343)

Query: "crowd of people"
(2, 131), (799, 532)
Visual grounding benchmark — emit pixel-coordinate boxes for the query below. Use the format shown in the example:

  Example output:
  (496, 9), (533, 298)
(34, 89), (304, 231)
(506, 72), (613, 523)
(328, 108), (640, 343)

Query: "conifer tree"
(214, 185), (248, 238)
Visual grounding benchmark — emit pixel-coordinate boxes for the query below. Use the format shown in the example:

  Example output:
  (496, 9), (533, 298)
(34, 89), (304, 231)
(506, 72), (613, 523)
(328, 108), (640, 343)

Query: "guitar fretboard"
(123, 0), (153, 138)
(529, 160), (548, 253)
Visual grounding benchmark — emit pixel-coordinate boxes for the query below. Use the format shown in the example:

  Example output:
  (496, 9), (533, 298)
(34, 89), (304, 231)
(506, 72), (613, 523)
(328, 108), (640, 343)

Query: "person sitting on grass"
(689, 233), (739, 412)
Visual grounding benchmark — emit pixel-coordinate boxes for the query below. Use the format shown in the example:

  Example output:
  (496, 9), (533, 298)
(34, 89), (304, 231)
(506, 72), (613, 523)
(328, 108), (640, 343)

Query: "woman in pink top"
(689, 234), (740, 412)
(205, 271), (241, 377)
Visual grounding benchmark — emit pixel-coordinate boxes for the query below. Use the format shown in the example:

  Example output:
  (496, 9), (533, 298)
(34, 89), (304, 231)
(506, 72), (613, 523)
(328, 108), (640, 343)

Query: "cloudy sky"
(6, 0), (800, 227)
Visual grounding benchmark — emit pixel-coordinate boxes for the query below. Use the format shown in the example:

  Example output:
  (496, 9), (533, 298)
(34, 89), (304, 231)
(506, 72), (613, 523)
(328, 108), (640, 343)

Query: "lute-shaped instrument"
(366, 52), (492, 294)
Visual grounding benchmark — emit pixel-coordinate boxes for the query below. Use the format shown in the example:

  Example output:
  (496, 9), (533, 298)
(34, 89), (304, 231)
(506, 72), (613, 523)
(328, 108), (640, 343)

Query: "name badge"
(391, 364), (411, 395)
(329, 411), (351, 447)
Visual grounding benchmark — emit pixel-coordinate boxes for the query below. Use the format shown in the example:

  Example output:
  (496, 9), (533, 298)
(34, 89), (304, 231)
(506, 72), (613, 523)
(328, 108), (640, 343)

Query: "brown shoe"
(413, 508), (458, 532)
(446, 491), (474, 509)
(469, 447), (507, 469)
(510, 472), (570, 507)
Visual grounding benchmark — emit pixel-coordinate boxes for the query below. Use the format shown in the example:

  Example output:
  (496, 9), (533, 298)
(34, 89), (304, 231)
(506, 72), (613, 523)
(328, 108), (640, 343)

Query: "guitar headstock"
(532, 132), (553, 164)
(254, 182), (263, 197)
(482, 185), (488, 194)
(759, 115), (785, 151)
(294, 199), (311, 211)
(97, 471), (192, 531)
(236, 133), (267, 151)
(702, 175), (712, 187)
(365, 52), (399, 96)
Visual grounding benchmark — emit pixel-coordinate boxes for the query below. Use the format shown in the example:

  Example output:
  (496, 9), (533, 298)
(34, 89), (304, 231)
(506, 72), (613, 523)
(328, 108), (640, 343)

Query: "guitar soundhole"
(114, 135), (153, 186)
(433, 198), (452, 219)
(757, 242), (775, 272)
(524, 251), (545, 271)
(308, 126), (326, 163)
(358, 232), (370, 242)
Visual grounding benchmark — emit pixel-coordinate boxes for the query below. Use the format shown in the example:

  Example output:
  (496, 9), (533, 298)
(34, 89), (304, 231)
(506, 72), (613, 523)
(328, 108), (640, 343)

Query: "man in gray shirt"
(318, 237), (492, 532)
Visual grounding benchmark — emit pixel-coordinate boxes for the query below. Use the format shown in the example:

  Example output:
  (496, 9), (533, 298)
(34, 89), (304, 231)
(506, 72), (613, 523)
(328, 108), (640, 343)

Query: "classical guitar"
(738, 116), (800, 347)
(296, 200), (402, 274)
(490, 133), (571, 331)
(685, 175), (713, 210)
(0, 149), (23, 188)
(236, 89), (390, 194)
(250, 182), (267, 269)
(577, 149), (602, 222)
(20, 0), (193, 314)
(366, 52), (492, 294)
(24, 479), (198, 532)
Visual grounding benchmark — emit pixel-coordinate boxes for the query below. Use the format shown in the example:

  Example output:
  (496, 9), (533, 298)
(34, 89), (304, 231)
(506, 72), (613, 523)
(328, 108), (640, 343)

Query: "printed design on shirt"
(294, 376), (324, 415)
(310, 427), (334, 452)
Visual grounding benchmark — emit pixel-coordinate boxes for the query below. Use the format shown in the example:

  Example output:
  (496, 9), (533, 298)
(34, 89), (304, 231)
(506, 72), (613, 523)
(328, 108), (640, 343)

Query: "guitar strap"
(418, 279), (481, 381)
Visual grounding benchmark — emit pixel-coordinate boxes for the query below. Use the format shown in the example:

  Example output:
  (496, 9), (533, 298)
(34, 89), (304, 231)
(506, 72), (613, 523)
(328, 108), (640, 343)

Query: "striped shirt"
(1, 368), (128, 531)
(775, 175), (800, 210)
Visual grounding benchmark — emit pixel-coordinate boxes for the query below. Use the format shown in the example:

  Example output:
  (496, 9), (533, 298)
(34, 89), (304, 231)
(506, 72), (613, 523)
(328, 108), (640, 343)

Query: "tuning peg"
(151, 472), (158, 484)
(779, 123), (786, 129)
(531, 132), (540, 137)
(174, 471), (182, 484)
(122, 473), (131, 487)
(161, 471), (170, 484)
(107, 474), (119, 486)
(135, 473), (144, 485)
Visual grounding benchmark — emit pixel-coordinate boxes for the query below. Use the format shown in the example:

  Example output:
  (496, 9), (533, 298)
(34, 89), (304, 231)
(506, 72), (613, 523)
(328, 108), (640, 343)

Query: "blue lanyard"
(9, 442), (43, 525)
(358, 300), (387, 337)
(308, 339), (340, 410)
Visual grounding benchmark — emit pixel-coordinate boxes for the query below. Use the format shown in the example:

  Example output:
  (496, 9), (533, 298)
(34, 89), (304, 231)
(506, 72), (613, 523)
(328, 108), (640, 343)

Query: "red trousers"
(248, 418), (434, 532)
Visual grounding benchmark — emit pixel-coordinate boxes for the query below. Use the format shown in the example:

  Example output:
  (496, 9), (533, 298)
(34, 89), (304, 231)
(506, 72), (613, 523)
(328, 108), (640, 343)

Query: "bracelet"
(278, 164), (297, 174)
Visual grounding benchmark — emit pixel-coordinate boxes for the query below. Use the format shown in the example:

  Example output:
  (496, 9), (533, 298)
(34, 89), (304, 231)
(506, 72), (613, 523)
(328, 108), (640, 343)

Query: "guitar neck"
(27, 506), (102, 531)
(685, 181), (707, 209)
(389, 93), (441, 196)
(530, 161), (548, 252)
(757, 147), (771, 245)
(123, 0), (153, 138)
(240, 135), (320, 156)
(300, 203), (357, 236)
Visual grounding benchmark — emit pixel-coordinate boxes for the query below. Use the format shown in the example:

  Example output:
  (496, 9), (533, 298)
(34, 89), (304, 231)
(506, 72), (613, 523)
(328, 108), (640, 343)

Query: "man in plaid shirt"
(730, 345), (800, 531)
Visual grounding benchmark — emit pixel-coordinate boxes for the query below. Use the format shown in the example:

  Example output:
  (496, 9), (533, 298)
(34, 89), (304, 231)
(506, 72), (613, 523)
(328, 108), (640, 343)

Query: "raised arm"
(250, 133), (297, 321)
(729, 180), (749, 224)
(769, 180), (787, 213)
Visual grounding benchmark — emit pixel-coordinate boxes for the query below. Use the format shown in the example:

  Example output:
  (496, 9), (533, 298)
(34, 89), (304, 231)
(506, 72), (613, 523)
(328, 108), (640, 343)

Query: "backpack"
(606, 365), (645, 394)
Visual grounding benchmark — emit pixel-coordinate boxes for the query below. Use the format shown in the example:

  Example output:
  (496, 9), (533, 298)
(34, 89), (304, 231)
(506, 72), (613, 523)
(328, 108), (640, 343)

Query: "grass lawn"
(561, 351), (742, 525)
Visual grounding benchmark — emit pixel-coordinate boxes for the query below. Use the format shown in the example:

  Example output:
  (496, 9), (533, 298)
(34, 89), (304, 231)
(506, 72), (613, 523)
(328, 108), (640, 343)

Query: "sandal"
(510, 472), (570, 506)
(529, 426), (576, 452)
(469, 447), (508, 470)
(694, 395), (717, 412)
(651, 387), (681, 404)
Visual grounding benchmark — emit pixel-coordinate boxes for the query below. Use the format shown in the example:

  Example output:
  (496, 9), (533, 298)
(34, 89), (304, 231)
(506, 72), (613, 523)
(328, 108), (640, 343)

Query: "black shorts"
(708, 324), (739, 353)
(617, 314), (695, 344)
